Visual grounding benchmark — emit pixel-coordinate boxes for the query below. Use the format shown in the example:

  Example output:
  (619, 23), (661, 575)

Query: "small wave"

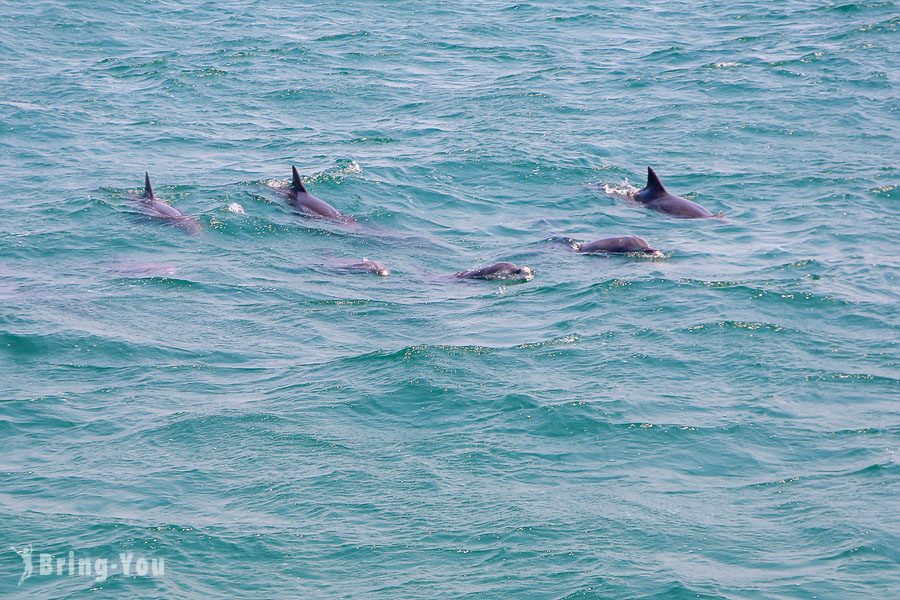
(226, 202), (245, 214)
(805, 371), (898, 384)
(265, 160), (362, 191)
(314, 30), (370, 42)
(190, 67), (228, 78)
(321, 159), (362, 180)
(513, 334), (580, 349)
(772, 259), (821, 270)
(826, 426), (895, 436)
(686, 321), (788, 333)
(343, 136), (397, 145)
(551, 13), (601, 23)
(869, 184), (896, 197)
(826, 1), (897, 14)
(856, 16), (899, 34)
(746, 476), (803, 489)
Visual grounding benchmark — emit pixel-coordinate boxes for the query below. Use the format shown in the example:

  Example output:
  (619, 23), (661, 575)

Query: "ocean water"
(1, 0), (898, 597)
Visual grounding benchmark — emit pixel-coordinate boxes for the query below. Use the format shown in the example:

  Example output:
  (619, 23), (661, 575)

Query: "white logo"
(11, 544), (33, 586)
(10, 546), (164, 585)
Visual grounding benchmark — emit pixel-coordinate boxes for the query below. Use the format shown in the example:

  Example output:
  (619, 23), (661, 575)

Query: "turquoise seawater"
(1, 0), (898, 597)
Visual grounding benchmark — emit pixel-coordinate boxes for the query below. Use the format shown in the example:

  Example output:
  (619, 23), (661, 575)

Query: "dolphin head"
(351, 259), (390, 277)
(513, 265), (534, 280)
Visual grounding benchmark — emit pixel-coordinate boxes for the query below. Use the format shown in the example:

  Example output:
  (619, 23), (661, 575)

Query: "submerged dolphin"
(282, 166), (350, 221)
(455, 262), (534, 281)
(339, 258), (390, 277)
(634, 167), (717, 219)
(576, 235), (659, 255)
(135, 173), (201, 233)
(108, 261), (179, 278)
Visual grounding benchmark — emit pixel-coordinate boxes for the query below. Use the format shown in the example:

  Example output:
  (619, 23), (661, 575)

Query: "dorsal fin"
(291, 166), (307, 193)
(144, 172), (154, 199)
(646, 167), (666, 193)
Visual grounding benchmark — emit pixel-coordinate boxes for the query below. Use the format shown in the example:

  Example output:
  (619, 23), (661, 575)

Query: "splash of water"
(601, 180), (640, 201)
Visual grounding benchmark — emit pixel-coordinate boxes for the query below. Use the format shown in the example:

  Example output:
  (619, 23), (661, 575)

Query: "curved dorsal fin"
(291, 165), (307, 193)
(646, 167), (666, 193)
(144, 172), (154, 199)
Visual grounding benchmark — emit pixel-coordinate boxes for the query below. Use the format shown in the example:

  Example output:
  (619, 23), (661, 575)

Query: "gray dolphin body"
(634, 167), (716, 219)
(577, 235), (658, 254)
(340, 259), (390, 277)
(136, 173), (201, 233)
(455, 262), (534, 281)
(108, 261), (179, 277)
(283, 166), (349, 221)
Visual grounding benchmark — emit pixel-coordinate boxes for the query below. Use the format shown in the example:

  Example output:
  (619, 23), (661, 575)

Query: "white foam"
(339, 160), (362, 176)
(264, 178), (289, 190)
(601, 180), (639, 201)
(314, 160), (362, 183)
(227, 202), (246, 214)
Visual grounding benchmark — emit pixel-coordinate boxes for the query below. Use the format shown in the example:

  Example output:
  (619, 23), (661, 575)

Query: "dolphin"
(283, 165), (349, 221)
(576, 235), (659, 255)
(108, 261), (179, 277)
(135, 173), (201, 233)
(339, 258), (390, 277)
(455, 262), (534, 281)
(634, 167), (717, 219)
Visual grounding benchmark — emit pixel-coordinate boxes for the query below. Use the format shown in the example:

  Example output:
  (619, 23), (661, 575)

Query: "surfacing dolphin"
(338, 258), (390, 277)
(575, 235), (659, 255)
(634, 167), (720, 219)
(134, 173), (201, 233)
(108, 261), (179, 278)
(282, 165), (353, 223)
(455, 262), (534, 282)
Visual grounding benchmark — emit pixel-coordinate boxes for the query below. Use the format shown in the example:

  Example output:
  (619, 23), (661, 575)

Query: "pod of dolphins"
(133, 165), (723, 281)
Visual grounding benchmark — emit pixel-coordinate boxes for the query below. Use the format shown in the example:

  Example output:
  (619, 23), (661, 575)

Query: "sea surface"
(1, 1), (898, 598)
